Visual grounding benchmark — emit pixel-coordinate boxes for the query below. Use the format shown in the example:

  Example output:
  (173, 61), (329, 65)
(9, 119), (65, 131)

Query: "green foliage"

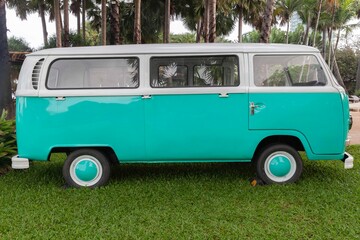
(170, 33), (196, 43)
(270, 27), (286, 43)
(336, 47), (359, 94)
(242, 31), (260, 43)
(0, 110), (17, 161)
(7, 36), (32, 52)
(45, 30), (98, 49)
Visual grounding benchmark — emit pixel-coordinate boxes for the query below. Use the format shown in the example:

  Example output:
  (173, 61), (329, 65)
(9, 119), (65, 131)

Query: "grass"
(1, 146), (360, 239)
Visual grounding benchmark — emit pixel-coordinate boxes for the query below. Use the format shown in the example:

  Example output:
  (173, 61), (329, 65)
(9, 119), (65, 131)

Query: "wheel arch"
(49, 146), (119, 165)
(252, 135), (307, 162)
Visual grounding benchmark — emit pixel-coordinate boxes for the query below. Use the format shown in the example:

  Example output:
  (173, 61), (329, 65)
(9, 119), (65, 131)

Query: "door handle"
(250, 102), (264, 115)
(56, 96), (66, 101)
(142, 95), (152, 99)
(219, 93), (229, 98)
(250, 102), (257, 115)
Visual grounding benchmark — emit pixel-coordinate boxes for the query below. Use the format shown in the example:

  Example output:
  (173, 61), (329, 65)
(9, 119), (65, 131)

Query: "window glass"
(47, 58), (139, 89)
(157, 64), (188, 87)
(254, 55), (327, 87)
(151, 56), (239, 88)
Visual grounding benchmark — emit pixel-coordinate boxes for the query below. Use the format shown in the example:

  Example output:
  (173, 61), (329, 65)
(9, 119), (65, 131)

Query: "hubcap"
(70, 155), (103, 187)
(264, 151), (296, 182)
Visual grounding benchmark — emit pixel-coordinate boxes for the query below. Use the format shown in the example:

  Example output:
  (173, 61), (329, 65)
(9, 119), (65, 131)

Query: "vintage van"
(12, 43), (353, 188)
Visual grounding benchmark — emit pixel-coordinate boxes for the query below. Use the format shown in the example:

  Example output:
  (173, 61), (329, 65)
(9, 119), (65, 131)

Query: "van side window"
(254, 55), (327, 87)
(151, 56), (239, 88)
(47, 58), (139, 89)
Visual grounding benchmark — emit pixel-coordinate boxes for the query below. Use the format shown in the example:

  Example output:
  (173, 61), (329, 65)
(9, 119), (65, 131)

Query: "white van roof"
(29, 43), (319, 56)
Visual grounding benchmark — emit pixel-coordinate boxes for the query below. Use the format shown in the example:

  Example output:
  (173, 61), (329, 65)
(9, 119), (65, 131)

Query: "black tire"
(63, 149), (111, 188)
(255, 144), (303, 184)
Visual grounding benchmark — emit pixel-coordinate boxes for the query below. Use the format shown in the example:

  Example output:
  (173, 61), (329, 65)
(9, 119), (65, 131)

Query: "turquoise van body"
(12, 43), (353, 187)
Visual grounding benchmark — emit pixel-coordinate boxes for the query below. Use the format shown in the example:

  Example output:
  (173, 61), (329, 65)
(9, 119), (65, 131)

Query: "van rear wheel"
(63, 149), (111, 188)
(255, 144), (303, 184)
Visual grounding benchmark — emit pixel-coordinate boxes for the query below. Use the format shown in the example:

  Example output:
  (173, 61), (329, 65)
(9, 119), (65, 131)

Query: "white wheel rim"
(264, 151), (297, 183)
(69, 155), (103, 187)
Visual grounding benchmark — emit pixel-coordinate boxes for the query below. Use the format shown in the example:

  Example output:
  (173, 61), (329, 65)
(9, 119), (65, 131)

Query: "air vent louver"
(32, 59), (44, 90)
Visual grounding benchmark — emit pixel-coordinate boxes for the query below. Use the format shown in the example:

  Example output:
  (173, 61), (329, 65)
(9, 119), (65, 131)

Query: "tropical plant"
(110, 0), (121, 45)
(134, 0), (141, 43)
(235, 0), (265, 43)
(276, 0), (302, 43)
(260, 0), (275, 43)
(0, 110), (17, 161)
(8, 36), (32, 52)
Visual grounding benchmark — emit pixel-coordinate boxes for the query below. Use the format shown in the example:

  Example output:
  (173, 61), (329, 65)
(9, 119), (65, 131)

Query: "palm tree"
(208, 0), (216, 42)
(54, 0), (62, 47)
(110, 0), (121, 44)
(276, 0), (302, 44)
(163, 0), (171, 43)
(64, 0), (70, 47)
(0, 0), (11, 112)
(313, 0), (323, 47)
(101, 0), (106, 45)
(260, 0), (275, 43)
(297, 0), (317, 45)
(82, 0), (86, 41)
(134, 0), (141, 44)
(70, 0), (81, 35)
(236, 0), (264, 43)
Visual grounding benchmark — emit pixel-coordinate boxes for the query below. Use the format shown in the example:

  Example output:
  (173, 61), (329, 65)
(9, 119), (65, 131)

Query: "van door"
(248, 54), (344, 155)
(144, 55), (250, 161)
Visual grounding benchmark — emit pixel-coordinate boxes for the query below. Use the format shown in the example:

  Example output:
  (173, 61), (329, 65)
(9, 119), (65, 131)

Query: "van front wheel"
(63, 149), (111, 188)
(255, 144), (303, 184)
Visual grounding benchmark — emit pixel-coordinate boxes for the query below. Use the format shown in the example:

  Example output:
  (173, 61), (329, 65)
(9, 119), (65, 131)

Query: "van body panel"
(144, 93), (248, 160)
(16, 96), (146, 161)
(249, 92), (344, 155)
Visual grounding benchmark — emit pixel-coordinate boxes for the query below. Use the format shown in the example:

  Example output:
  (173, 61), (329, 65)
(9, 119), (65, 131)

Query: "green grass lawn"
(1, 146), (360, 239)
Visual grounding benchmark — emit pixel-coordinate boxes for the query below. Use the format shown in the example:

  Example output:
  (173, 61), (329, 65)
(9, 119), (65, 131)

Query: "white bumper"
(343, 152), (354, 169)
(11, 155), (30, 169)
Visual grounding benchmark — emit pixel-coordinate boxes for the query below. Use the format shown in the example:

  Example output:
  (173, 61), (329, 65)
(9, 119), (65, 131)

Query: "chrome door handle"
(219, 93), (229, 98)
(56, 96), (66, 101)
(250, 102), (256, 115)
(142, 95), (152, 99)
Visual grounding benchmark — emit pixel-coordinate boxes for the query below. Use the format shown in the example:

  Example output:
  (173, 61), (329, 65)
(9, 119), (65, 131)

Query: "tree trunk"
(208, 0), (216, 43)
(134, 0), (141, 44)
(304, 14), (310, 45)
(77, 3), (80, 35)
(101, 0), (106, 45)
(286, 21), (290, 44)
(64, 0), (70, 47)
(203, 0), (209, 43)
(260, 0), (275, 43)
(238, 6), (243, 43)
(330, 28), (341, 70)
(38, 1), (48, 47)
(196, 17), (202, 43)
(0, 0), (12, 113)
(313, 0), (323, 47)
(82, 0), (86, 41)
(333, 57), (348, 94)
(54, 0), (62, 47)
(321, 28), (326, 58)
(163, 0), (170, 43)
(110, 0), (120, 45)
(355, 57), (360, 92)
